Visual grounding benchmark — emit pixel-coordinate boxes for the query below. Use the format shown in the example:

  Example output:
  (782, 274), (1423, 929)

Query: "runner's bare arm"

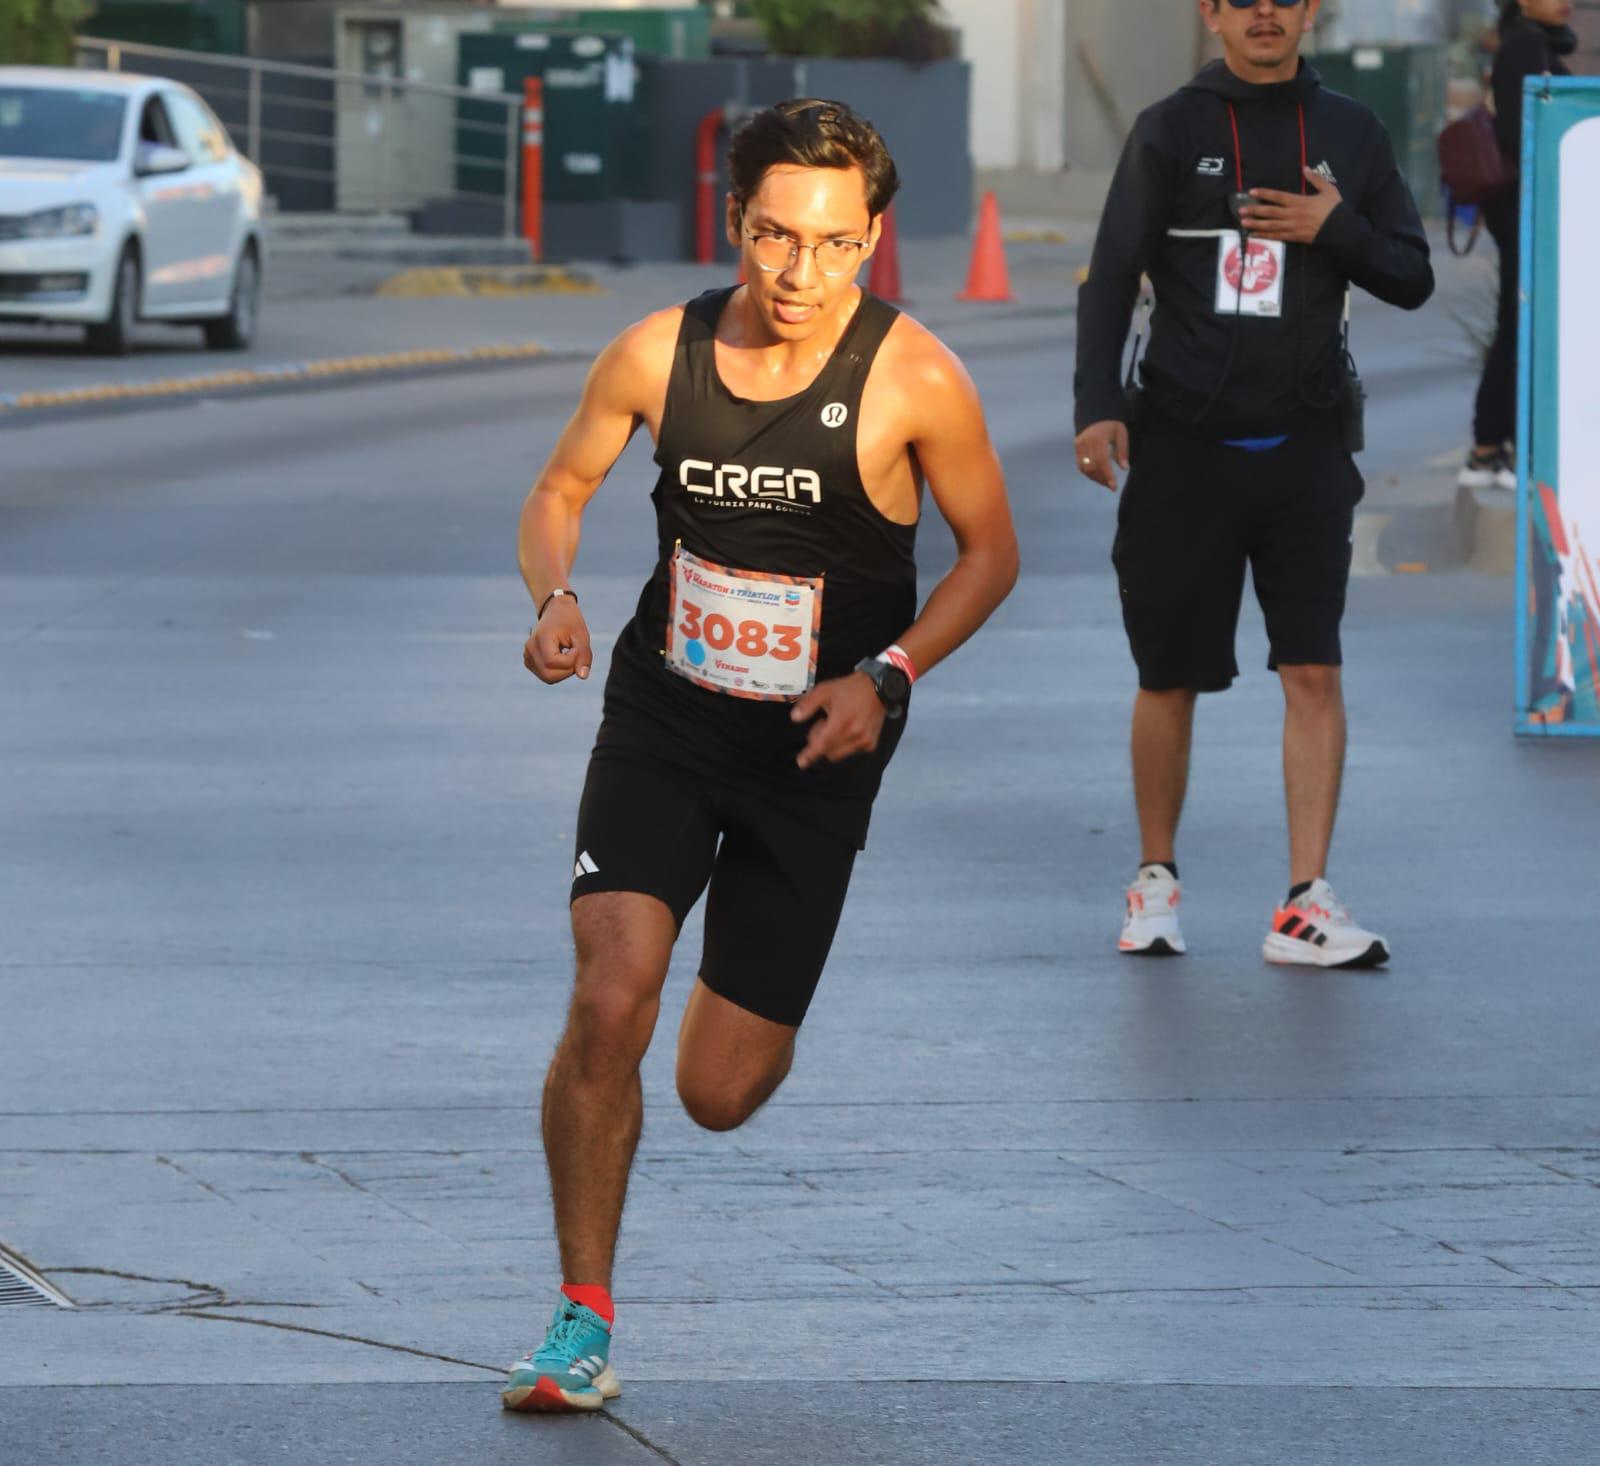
(894, 337), (1019, 675)
(519, 311), (677, 685)
(791, 333), (1018, 768)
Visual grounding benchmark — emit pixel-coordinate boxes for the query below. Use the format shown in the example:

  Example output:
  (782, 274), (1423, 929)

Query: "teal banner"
(1517, 80), (1600, 735)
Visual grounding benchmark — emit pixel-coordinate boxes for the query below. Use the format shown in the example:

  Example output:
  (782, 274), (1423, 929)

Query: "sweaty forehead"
(746, 164), (871, 231)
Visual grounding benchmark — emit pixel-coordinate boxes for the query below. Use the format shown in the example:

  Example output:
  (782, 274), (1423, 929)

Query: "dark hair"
(1498, 1), (1522, 28)
(728, 98), (901, 219)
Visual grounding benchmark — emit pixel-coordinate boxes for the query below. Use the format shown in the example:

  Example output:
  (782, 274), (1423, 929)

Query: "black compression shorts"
(569, 751), (860, 1028)
(1111, 414), (1364, 692)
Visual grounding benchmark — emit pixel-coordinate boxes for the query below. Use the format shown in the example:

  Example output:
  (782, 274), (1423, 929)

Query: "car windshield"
(0, 86), (128, 162)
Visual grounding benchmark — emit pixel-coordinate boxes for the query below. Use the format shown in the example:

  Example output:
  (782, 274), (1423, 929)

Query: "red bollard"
(522, 78), (544, 262)
(695, 106), (725, 266)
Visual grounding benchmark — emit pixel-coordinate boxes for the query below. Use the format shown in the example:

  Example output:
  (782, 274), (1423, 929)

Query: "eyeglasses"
(1221, 0), (1304, 8)
(743, 230), (871, 277)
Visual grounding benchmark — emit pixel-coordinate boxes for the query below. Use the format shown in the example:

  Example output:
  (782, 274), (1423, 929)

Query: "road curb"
(0, 342), (550, 417)
(1454, 481), (1516, 575)
(374, 266), (603, 299)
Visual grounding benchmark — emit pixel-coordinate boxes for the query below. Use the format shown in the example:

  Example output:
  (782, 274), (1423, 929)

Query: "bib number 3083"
(665, 545), (822, 702)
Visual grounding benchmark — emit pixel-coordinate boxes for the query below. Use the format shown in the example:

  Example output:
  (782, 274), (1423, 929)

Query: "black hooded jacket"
(1074, 60), (1435, 438)
(1492, 12), (1574, 167)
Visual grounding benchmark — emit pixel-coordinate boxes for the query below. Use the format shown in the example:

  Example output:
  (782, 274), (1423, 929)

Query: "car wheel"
(85, 245), (139, 357)
(203, 246), (260, 351)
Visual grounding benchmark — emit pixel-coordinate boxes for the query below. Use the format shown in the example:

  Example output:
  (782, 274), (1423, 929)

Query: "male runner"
(506, 99), (1018, 1411)
(1074, 0), (1433, 967)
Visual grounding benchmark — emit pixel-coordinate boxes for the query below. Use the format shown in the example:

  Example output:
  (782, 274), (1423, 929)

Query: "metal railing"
(74, 37), (526, 238)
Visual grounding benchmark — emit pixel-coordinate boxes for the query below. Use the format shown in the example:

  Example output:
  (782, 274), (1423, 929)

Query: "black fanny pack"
(1124, 286), (1365, 450)
(1337, 293), (1365, 454)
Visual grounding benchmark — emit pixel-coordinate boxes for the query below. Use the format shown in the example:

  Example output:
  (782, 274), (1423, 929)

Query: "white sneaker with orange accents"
(1263, 878), (1390, 969)
(1119, 865), (1186, 956)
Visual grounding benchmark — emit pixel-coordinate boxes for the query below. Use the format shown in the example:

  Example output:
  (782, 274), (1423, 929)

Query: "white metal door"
(162, 89), (239, 310)
(131, 94), (197, 310)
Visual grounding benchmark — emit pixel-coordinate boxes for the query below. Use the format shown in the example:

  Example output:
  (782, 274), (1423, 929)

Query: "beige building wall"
(942, 0), (1024, 168)
(945, 0), (1210, 173)
(1060, 0), (1210, 171)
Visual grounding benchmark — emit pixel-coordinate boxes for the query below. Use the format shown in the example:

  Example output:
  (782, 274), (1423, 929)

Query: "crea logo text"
(679, 460), (823, 505)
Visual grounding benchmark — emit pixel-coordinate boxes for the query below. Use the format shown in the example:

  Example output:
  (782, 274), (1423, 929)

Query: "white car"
(0, 66), (265, 354)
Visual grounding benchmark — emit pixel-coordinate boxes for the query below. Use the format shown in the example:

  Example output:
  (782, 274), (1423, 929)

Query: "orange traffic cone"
(958, 191), (1013, 303)
(868, 204), (902, 303)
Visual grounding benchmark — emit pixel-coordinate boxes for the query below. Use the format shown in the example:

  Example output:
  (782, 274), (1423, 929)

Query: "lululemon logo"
(821, 402), (849, 429)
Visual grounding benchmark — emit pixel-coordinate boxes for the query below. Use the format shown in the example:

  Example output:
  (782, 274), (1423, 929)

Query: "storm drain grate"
(0, 1244), (74, 1309)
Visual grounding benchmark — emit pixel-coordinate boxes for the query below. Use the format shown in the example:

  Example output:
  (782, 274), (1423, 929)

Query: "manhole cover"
(0, 1244), (74, 1309)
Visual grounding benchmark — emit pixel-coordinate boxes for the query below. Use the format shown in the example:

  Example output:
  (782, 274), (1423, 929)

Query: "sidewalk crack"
(1079, 1163), (1361, 1278)
(46, 1265), (225, 1311)
(601, 1410), (688, 1465)
(177, 1309), (502, 1374)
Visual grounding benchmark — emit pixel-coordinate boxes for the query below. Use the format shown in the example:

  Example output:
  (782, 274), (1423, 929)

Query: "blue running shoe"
(502, 1298), (619, 1413)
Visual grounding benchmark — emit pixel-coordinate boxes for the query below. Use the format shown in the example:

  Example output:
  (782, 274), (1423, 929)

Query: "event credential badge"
(665, 545), (823, 702)
(1215, 232), (1286, 318)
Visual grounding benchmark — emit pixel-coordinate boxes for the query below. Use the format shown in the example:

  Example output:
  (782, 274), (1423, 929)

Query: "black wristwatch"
(855, 656), (910, 720)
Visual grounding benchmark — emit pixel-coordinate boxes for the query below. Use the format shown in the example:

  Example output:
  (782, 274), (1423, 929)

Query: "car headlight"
(21, 204), (99, 239)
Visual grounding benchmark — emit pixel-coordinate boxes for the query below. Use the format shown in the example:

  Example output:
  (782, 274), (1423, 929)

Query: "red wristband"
(878, 643), (917, 686)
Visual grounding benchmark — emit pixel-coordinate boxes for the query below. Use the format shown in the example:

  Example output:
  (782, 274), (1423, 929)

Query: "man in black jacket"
(1074, 0), (1433, 969)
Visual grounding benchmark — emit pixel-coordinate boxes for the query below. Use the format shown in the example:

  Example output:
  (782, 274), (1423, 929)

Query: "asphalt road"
(3, 254), (1598, 1463)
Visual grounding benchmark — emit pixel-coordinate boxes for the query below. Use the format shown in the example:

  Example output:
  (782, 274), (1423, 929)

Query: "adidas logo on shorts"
(573, 851), (600, 879)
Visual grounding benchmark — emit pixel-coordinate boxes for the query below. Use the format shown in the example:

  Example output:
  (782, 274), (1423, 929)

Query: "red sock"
(560, 1283), (614, 1326)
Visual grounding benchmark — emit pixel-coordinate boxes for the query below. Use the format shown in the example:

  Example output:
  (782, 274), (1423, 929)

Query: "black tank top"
(596, 287), (919, 843)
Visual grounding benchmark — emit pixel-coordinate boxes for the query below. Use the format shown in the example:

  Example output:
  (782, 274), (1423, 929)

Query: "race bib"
(665, 545), (822, 702)
(1215, 232), (1285, 318)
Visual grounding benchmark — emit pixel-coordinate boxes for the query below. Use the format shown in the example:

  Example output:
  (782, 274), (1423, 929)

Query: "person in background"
(1460, 0), (1576, 492)
(1074, 0), (1433, 969)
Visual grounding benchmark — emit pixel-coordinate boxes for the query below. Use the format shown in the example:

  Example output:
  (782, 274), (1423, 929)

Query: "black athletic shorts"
(1111, 413), (1364, 692)
(569, 751), (859, 1028)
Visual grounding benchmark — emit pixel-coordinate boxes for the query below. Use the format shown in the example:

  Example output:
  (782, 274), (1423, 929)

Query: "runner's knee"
(564, 975), (660, 1072)
(562, 896), (673, 1069)
(676, 1067), (785, 1133)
